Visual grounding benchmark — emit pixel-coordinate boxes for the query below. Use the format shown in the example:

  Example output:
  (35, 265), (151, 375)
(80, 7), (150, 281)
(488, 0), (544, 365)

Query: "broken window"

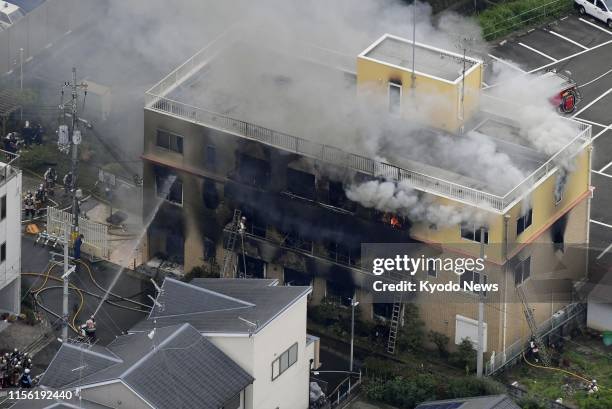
(156, 129), (183, 154)
(237, 255), (266, 279)
(238, 154), (270, 188)
(551, 215), (567, 253)
(323, 240), (360, 266)
(514, 256), (531, 285)
(155, 168), (183, 205)
(240, 208), (267, 238)
(280, 229), (312, 253)
(284, 268), (312, 286)
(205, 145), (216, 171)
(461, 224), (489, 244)
(516, 208), (533, 236)
(460, 270), (488, 296)
(286, 168), (316, 200)
(326, 279), (354, 306)
(202, 178), (219, 209)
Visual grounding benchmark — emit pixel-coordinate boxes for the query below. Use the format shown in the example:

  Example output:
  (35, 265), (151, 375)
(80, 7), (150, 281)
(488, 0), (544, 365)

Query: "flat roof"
(360, 34), (481, 83)
(145, 36), (590, 211)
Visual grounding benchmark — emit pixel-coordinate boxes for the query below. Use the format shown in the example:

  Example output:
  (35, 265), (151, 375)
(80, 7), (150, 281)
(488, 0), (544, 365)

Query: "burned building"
(141, 31), (592, 372)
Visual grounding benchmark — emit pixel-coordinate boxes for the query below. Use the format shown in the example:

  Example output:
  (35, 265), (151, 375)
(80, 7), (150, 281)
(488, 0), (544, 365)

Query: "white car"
(0, 2), (25, 30)
(576, 0), (612, 28)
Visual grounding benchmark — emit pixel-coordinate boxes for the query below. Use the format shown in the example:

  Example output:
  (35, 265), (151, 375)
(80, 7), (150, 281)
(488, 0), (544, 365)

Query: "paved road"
(486, 12), (612, 279)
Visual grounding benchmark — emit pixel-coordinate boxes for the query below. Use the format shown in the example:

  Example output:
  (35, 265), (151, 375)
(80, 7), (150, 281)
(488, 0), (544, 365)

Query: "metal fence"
(0, 0), (97, 75)
(46, 206), (109, 260)
(0, 149), (20, 186)
(485, 302), (586, 375)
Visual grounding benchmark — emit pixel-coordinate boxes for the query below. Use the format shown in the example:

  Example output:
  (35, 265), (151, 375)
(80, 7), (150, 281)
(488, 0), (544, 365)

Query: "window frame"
(516, 209), (533, 236)
(271, 343), (299, 381)
(155, 129), (184, 154)
(155, 174), (183, 207)
(0, 242), (5, 263)
(514, 256), (531, 285)
(460, 270), (488, 296)
(388, 82), (402, 115)
(0, 195), (5, 220)
(460, 224), (489, 244)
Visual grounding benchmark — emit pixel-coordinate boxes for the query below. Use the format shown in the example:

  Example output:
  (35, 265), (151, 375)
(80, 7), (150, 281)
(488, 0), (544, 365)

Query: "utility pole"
(476, 227), (486, 377)
(349, 297), (359, 372)
(59, 67), (87, 340)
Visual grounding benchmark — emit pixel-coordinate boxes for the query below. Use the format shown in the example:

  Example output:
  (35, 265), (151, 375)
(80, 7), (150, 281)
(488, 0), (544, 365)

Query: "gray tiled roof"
(9, 394), (112, 409)
(130, 278), (311, 335)
(416, 395), (520, 409)
(39, 323), (253, 409)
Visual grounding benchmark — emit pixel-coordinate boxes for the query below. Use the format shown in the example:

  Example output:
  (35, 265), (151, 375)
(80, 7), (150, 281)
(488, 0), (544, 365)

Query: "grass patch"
(479, 0), (574, 40)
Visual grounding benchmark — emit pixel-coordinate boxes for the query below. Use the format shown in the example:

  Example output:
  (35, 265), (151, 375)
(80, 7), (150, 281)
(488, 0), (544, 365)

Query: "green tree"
(397, 303), (425, 353)
(428, 330), (450, 358)
(450, 338), (477, 373)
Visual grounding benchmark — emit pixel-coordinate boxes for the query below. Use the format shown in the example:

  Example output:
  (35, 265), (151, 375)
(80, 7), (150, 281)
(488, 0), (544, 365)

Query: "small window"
(461, 224), (489, 244)
(514, 256), (531, 285)
(460, 270), (488, 296)
(516, 209), (533, 236)
(427, 259), (437, 277)
(0, 195), (5, 220)
(205, 145), (216, 170)
(1, 242), (5, 263)
(272, 343), (298, 380)
(156, 130), (183, 154)
(286, 168), (316, 200)
(388, 82), (402, 115)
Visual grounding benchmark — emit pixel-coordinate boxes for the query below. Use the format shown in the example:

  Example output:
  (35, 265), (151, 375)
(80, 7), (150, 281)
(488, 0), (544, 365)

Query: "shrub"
(446, 376), (505, 398)
(397, 303), (425, 353)
(517, 397), (546, 409)
(428, 330), (450, 358)
(449, 338), (477, 373)
(363, 357), (402, 379)
(308, 302), (339, 326)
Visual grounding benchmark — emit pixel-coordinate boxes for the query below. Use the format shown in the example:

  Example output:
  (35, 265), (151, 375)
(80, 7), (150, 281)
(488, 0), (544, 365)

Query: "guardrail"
(0, 149), (20, 185)
(145, 39), (591, 213)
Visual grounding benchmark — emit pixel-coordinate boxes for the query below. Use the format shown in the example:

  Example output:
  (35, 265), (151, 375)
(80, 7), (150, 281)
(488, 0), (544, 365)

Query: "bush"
(19, 144), (61, 174)
(308, 302), (340, 326)
(479, 0), (574, 40)
(446, 376), (505, 398)
(449, 338), (477, 373)
(428, 330), (450, 358)
(397, 303), (425, 353)
(363, 357), (402, 379)
(517, 397), (546, 409)
(364, 374), (438, 409)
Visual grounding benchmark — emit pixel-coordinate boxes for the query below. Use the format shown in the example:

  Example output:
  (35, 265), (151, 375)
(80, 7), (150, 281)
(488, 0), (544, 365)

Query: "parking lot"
(486, 12), (612, 273)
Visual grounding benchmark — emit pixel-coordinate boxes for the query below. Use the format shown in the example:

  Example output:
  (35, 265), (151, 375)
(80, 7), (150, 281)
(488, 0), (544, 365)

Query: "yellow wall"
(356, 55), (482, 133)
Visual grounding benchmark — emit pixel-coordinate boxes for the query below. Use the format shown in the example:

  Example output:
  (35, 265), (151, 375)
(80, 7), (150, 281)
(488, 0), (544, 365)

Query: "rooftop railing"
(145, 41), (591, 213)
(0, 149), (20, 186)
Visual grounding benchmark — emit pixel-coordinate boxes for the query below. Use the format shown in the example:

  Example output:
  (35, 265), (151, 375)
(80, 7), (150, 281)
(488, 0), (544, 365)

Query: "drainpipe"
(502, 214), (511, 364)
(585, 144), (593, 302)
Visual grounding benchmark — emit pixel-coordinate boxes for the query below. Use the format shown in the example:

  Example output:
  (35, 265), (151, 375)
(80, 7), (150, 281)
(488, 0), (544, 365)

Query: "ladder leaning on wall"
(516, 284), (552, 367)
(221, 209), (242, 278)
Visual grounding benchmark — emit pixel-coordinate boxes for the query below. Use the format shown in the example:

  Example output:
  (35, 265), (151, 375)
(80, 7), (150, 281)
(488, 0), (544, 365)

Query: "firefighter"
(239, 216), (247, 234)
(44, 167), (57, 193)
(19, 368), (32, 389)
(63, 172), (73, 195)
(24, 192), (35, 220)
(80, 315), (96, 342)
(529, 338), (540, 363)
(587, 379), (599, 394)
(35, 184), (47, 216)
(74, 234), (84, 260)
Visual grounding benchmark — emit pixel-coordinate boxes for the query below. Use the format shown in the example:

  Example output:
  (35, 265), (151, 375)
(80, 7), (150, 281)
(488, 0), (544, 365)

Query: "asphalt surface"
(486, 12), (612, 278)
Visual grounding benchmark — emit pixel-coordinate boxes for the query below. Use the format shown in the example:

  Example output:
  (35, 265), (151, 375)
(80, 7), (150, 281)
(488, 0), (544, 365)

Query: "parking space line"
(599, 161), (612, 173)
(596, 243), (612, 260)
(579, 18), (612, 35)
(593, 170), (612, 178)
(528, 38), (612, 73)
(580, 68), (612, 88)
(576, 118), (607, 128)
(547, 30), (588, 50)
(592, 124), (612, 142)
(572, 88), (612, 118)
(488, 54), (525, 72)
(518, 42), (557, 62)
(591, 220), (612, 229)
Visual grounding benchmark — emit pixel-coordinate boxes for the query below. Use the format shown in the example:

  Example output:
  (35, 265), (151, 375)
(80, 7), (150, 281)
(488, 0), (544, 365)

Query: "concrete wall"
(0, 171), (21, 314)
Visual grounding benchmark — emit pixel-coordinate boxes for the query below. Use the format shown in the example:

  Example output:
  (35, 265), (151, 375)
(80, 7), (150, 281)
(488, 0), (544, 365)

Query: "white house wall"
(0, 171), (21, 314)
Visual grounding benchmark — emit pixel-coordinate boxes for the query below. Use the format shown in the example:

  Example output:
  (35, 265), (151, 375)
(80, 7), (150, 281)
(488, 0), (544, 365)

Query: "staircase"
(516, 284), (551, 366)
(221, 209), (242, 278)
(387, 293), (403, 355)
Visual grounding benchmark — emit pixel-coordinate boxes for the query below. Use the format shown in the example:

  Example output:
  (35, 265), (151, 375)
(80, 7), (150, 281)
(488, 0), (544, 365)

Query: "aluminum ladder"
(387, 293), (403, 355)
(517, 284), (551, 366)
(221, 209), (242, 278)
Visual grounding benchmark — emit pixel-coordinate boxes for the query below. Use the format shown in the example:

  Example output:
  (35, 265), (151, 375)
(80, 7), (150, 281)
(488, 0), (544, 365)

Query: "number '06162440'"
(9, 390), (74, 400)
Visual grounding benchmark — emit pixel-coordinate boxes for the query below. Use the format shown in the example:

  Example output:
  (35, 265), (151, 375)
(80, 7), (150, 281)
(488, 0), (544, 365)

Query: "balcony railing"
(145, 39), (591, 213)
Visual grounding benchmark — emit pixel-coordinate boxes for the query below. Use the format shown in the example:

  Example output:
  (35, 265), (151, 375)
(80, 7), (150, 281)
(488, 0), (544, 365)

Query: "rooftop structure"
(130, 277), (311, 334)
(415, 395), (520, 409)
(41, 323), (253, 409)
(145, 32), (591, 213)
(360, 34), (480, 83)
